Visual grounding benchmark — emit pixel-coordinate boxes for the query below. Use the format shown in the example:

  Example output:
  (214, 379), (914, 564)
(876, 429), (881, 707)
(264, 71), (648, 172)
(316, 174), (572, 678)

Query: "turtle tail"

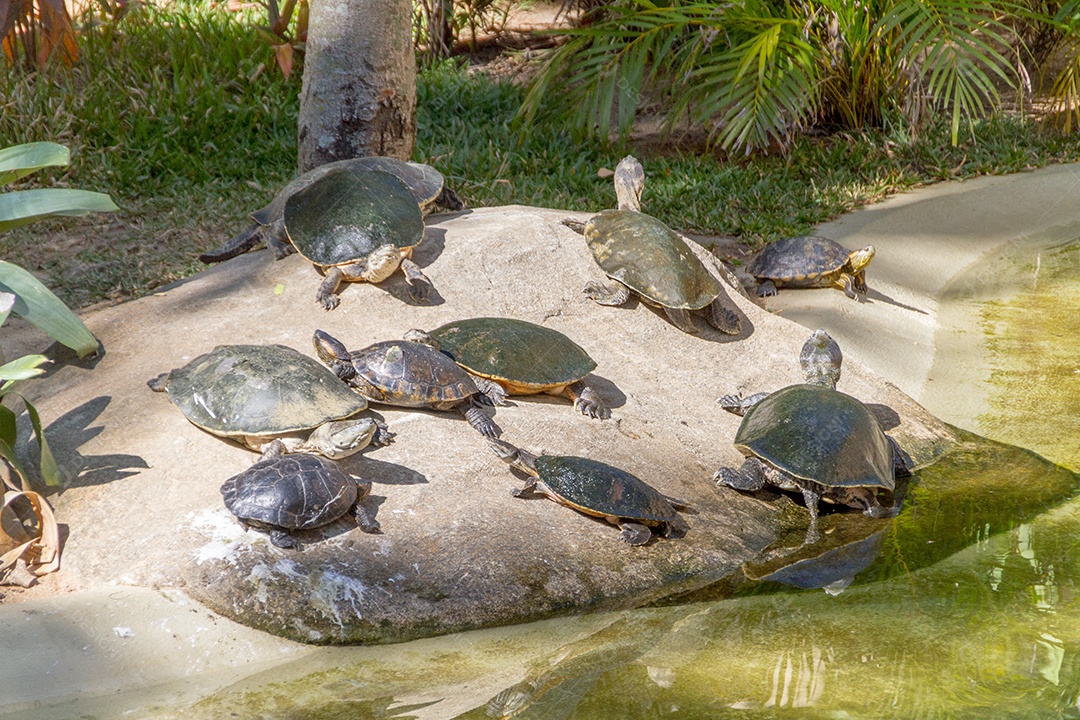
(198, 225), (263, 264)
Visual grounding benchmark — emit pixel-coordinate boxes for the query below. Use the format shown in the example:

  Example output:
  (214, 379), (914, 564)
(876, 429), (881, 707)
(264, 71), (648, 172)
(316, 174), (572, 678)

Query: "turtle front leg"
(853, 269), (868, 295)
(706, 295), (743, 335)
(662, 306), (699, 334)
(713, 457), (769, 491)
(316, 266), (346, 310)
(618, 521), (653, 546)
(352, 487), (381, 534)
(472, 376), (509, 406)
(799, 485), (822, 544)
(268, 529), (301, 550)
(458, 397), (499, 438)
(718, 392), (769, 417)
(563, 380), (608, 419)
(756, 279), (779, 297)
(583, 279), (631, 306)
(399, 257), (433, 303)
(836, 273), (859, 300)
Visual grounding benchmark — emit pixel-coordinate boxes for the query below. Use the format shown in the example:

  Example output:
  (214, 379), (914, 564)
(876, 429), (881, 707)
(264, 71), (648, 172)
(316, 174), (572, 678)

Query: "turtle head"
(313, 329), (355, 381)
(614, 155), (645, 212)
(488, 439), (539, 477)
(403, 328), (440, 351)
(799, 329), (842, 389)
(847, 245), (875, 272)
(306, 418), (378, 459)
(361, 243), (405, 284)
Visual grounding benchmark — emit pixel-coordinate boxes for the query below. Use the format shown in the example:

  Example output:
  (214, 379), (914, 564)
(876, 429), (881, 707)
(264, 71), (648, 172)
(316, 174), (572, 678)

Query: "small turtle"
(563, 156), (742, 335)
(199, 156), (462, 264)
(314, 330), (499, 438)
(746, 235), (875, 299)
(714, 329), (901, 543)
(490, 439), (689, 545)
(404, 317), (608, 419)
(220, 444), (379, 549)
(148, 344), (392, 458)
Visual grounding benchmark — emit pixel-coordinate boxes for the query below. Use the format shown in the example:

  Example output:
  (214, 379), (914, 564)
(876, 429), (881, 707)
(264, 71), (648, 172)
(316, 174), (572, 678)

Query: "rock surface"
(5, 205), (955, 643)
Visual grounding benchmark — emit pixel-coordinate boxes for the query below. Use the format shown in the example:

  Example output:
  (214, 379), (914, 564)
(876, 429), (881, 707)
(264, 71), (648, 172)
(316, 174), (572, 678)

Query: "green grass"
(2, 3), (1080, 309)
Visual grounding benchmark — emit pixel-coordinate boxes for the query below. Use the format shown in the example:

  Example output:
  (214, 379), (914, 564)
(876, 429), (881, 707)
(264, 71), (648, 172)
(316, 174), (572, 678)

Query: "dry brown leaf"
(0, 490), (60, 585)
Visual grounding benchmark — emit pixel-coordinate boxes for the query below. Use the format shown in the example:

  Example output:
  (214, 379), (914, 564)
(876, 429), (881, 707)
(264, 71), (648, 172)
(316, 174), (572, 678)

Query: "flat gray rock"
(8, 205), (955, 643)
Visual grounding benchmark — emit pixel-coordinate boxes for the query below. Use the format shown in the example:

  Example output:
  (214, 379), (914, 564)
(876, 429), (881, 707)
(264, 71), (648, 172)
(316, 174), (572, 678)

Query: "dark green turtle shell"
(283, 168), (425, 267)
(426, 317), (597, 389)
(584, 209), (721, 310)
(747, 235), (854, 286)
(156, 344), (368, 438)
(734, 383), (894, 491)
(251, 157), (447, 226)
(352, 340), (480, 407)
(221, 452), (360, 532)
(535, 455), (679, 524)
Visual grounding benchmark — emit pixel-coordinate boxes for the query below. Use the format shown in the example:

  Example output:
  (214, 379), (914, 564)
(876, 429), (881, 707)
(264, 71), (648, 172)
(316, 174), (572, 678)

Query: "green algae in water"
(970, 232), (1080, 471)
(160, 435), (1080, 720)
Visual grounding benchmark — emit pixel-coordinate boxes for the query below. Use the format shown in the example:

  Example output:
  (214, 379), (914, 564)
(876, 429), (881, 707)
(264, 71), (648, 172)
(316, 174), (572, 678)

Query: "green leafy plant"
(0, 142), (111, 490)
(520, 0), (1022, 153)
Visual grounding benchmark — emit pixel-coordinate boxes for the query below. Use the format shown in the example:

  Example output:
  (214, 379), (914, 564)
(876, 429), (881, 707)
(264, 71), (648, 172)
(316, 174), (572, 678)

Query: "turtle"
(746, 235), (875, 299)
(199, 155), (463, 264)
(714, 329), (901, 544)
(148, 343), (392, 458)
(220, 443), (379, 549)
(403, 317), (608, 419)
(562, 155), (742, 335)
(313, 329), (499, 438)
(489, 438), (689, 545)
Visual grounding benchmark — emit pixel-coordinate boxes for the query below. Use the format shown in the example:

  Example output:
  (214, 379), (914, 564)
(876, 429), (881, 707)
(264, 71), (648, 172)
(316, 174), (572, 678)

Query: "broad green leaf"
(0, 355), (49, 382)
(0, 142), (69, 186)
(20, 395), (60, 486)
(0, 188), (118, 232)
(0, 261), (98, 357)
(0, 404), (16, 448)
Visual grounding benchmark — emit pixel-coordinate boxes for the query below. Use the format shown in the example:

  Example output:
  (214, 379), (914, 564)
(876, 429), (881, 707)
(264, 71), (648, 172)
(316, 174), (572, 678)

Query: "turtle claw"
(619, 522), (653, 546)
(319, 293), (341, 311)
(406, 278), (431, 303)
(372, 420), (395, 446)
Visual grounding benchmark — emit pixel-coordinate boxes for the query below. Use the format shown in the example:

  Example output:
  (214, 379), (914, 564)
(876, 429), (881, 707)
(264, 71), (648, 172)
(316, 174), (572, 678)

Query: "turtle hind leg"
(799, 485), (822, 544)
(472, 376), (509, 406)
(706, 296), (742, 335)
(435, 186), (465, 212)
(399, 257), (433, 303)
(618, 521), (653, 546)
(583, 280), (631, 307)
(564, 380), (608, 419)
(713, 457), (769, 491)
(459, 398), (499, 438)
(756, 279), (779, 297)
(352, 500), (381, 534)
(662, 306), (699, 334)
(268, 529), (301, 549)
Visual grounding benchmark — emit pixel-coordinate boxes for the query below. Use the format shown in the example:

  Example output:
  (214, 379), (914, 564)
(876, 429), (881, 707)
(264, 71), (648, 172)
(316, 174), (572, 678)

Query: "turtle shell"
(584, 209), (721, 310)
(747, 235), (853, 286)
(426, 317), (597, 391)
(734, 384), (894, 491)
(283, 168), (425, 267)
(221, 452), (360, 532)
(353, 340), (479, 407)
(535, 455), (679, 525)
(251, 157), (447, 226)
(155, 344), (368, 439)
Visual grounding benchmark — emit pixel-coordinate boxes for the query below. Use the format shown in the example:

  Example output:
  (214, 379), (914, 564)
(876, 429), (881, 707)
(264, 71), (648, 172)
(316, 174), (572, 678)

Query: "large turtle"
(281, 167), (433, 309)
(220, 443), (379, 550)
(746, 235), (875, 299)
(313, 330), (499, 438)
(199, 156), (463, 264)
(490, 439), (689, 545)
(148, 344), (392, 458)
(563, 156), (742, 335)
(714, 329), (901, 543)
(403, 317), (608, 419)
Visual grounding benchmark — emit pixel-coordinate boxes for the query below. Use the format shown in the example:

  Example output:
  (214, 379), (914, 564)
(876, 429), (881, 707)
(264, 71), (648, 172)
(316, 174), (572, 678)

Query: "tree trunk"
(297, 0), (417, 172)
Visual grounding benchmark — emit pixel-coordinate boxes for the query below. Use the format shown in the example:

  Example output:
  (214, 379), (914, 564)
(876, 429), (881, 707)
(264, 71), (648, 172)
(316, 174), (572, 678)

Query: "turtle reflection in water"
(220, 443), (379, 550)
(563, 156), (742, 336)
(490, 439), (689, 545)
(715, 329), (905, 543)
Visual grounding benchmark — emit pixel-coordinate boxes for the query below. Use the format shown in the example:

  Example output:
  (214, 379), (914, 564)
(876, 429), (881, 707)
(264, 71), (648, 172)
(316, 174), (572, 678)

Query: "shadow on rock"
(17, 396), (149, 494)
(341, 454), (428, 486)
